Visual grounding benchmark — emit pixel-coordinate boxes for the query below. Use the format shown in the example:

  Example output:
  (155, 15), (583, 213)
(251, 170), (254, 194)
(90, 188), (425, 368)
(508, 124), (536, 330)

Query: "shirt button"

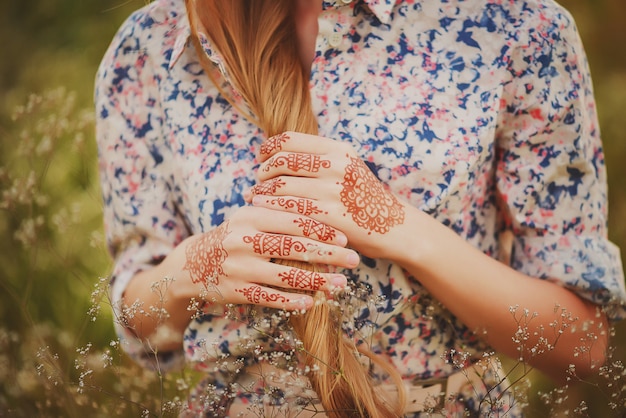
(328, 33), (343, 48)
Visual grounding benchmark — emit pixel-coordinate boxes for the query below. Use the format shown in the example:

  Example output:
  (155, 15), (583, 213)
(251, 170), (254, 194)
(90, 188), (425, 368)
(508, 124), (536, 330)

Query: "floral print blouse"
(96, 0), (626, 381)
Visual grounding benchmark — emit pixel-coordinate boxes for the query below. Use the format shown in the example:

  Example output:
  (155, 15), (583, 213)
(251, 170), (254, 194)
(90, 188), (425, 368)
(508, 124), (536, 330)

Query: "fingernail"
(346, 252), (360, 267)
(336, 234), (348, 246)
(330, 275), (347, 288)
(296, 296), (313, 310)
(252, 195), (263, 205)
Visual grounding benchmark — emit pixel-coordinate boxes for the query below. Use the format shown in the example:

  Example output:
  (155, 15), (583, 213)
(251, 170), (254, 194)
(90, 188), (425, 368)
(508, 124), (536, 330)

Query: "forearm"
(388, 207), (608, 383)
(121, 248), (197, 352)
(116, 206), (358, 353)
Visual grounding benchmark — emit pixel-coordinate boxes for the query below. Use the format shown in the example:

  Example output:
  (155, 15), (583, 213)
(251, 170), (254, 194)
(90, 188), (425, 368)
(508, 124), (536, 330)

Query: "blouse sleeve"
(495, 5), (626, 320)
(95, 8), (188, 370)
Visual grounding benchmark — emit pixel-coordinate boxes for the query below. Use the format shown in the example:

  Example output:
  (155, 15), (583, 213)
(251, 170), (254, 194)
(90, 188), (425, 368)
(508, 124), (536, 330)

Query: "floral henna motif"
(269, 197), (328, 216)
(237, 285), (289, 304)
(251, 178), (286, 195)
(183, 221), (231, 287)
(260, 132), (290, 155)
(263, 153), (331, 173)
(279, 268), (326, 290)
(294, 218), (336, 241)
(339, 156), (405, 234)
(243, 234), (307, 256)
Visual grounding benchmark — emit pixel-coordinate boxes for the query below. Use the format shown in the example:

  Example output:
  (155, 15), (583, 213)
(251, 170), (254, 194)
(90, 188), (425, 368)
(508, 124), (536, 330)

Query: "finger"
(255, 209), (346, 246)
(269, 262), (348, 293)
(224, 256), (347, 293)
(288, 216), (346, 245)
(258, 151), (332, 180)
(237, 206), (347, 246)
(249, 176), (335, 200)
(248, 176), (290, 197)
(231, 283), (314, 310)
(240, 232), (359, 268)
(252, 194), (329, 219)
(226, 265), (348, 310)
(258, 131), (339, 162)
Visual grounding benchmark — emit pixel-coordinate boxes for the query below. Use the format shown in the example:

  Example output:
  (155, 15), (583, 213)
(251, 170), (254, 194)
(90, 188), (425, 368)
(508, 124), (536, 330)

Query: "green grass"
(1, 0), (625, 416)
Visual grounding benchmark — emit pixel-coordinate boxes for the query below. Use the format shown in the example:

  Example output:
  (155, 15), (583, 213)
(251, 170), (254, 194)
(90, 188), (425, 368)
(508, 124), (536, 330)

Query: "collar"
(168, 24), (191, 70)
(168, 0), (397, 70)
(365, 0), (396, 24)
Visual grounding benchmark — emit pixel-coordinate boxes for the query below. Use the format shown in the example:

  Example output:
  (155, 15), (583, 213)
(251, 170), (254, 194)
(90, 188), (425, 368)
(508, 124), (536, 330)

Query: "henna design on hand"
(243, 234), (307, 256)
(263, 153), (331, 173)
(270, 197), (328, 216)
(251, 178), (286, 195)
(183, 221), (231, 287)
(260, 132), (291, 155)
(294, 218), (336, 241)
(339, 156), (405, 234)
(279, 268), (326, 290)
(237, 285), (289, 304)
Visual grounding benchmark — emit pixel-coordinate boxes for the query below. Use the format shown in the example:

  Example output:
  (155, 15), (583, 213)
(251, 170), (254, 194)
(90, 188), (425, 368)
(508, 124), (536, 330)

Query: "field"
(1, 1), (625, 416)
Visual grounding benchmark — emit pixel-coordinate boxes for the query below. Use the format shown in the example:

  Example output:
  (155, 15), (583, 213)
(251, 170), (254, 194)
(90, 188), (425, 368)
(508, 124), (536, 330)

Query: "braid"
(186, 1), (405, 416)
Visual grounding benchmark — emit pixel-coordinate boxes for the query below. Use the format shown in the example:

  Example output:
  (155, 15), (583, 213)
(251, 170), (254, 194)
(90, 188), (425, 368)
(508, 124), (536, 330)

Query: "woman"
(95, 0), (626, 416)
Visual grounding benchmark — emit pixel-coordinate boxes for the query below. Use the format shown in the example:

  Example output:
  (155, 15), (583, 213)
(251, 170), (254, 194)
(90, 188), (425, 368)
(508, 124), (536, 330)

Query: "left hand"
(246, 131), (407, 259)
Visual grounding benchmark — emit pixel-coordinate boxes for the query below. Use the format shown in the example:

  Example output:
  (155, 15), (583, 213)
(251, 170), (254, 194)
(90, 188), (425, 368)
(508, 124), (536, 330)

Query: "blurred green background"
(0, 0), (624, 416)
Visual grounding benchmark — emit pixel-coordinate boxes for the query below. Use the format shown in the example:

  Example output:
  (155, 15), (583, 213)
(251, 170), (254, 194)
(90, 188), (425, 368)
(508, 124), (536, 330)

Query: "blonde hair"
(185, 1), (405, 416)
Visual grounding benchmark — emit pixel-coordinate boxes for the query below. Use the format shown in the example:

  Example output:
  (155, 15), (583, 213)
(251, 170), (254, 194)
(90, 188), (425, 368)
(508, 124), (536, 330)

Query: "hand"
(166, 205), (358, 310)
(247, 131), (407, 259)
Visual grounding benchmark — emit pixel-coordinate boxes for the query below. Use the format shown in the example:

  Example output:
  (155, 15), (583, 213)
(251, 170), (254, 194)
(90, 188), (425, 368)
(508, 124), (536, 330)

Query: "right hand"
(163, 205), (359, 310)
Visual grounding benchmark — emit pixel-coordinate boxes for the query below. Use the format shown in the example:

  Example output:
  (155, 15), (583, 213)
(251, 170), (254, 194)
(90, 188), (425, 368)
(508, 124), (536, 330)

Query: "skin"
(121, 1), (608, 384)
(122, 0), (335, 350)
(248, 131), (609, 384)
(123, 204), (357, 348)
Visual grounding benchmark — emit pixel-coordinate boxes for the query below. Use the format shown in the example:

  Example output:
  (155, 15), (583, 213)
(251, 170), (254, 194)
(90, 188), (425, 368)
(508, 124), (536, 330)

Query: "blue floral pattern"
(95, 0), (626, 411)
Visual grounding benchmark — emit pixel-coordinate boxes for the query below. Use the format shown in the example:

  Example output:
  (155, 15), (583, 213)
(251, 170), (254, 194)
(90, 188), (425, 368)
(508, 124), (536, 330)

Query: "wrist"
(382, 205), (446, 273)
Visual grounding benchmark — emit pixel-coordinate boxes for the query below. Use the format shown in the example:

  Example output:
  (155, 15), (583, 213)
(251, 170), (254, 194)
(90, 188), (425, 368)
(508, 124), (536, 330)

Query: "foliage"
(1, 0), (625, 416)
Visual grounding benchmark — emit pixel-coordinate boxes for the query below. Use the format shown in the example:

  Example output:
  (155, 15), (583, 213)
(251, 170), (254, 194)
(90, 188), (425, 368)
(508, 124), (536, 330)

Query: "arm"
(95, 10), (358, 359)
(95, 7), (192, 365)
(397, 9), (614, 379)
(248, 131), (614, 384)
(120, 207), (359, 352)
(247, 7), (625, 383)
(389, 207), (608, 383)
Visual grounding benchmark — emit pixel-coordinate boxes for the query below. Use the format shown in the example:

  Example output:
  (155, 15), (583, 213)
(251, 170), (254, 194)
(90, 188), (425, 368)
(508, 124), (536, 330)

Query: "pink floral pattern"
(96, 0), (626, 414)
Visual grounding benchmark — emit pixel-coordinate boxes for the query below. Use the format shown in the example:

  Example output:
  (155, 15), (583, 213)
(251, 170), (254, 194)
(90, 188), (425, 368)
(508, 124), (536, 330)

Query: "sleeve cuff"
(511, 234), (626, 321)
